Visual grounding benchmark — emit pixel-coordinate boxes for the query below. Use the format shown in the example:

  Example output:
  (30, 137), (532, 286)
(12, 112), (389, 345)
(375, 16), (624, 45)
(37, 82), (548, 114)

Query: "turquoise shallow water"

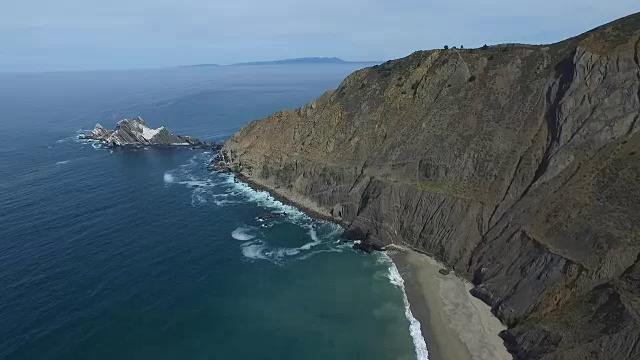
(0, 65), (426, 359)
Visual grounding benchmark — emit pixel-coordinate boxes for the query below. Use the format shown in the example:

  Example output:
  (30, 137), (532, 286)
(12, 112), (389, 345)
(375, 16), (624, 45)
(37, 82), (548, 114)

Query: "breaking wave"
(240, 240), (303, 261)
(231, 227), (256, 241)
(238, 223), (344, 265)
(56, 130), (90, 145)
(164, 152), (426, 357)
(162, 153), (306, 217)
(163, 153), (347, 264)
(240, 241), (270, 261)
(299, 226), (321, 250)
(382, 254), (429, 360)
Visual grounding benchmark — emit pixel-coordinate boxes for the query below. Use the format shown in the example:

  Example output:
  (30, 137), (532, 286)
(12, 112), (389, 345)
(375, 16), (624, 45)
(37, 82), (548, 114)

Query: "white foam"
(163, 154), (237, 207)
(164, 153), (311, 220)
(191, 190), (207, 207)
(58, 131), (89, 144)
(222, 173), (309, 223)
(274, 247), (301, 257)
(213, 198), (237, 206)
(296, 248), (346, 261)
(55, 137), (74, 144)
(56, 160), (70, 165)
(164, 154), (348, 264)
(240, 241), (309, 264)
(299, 226), (322, 250)
(241, 241), (270, 261)
(231, 227), (256, 241)
(238, 223), (346, 264)
(309, 227), (318, 241)
(381, 254), (429, 360)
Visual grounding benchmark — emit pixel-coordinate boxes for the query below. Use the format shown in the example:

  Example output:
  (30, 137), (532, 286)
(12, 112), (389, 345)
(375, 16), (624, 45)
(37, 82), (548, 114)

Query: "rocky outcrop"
(220, 13), (640, 360)
(352, 239), (387, 253)
(81, 117), (218, 149)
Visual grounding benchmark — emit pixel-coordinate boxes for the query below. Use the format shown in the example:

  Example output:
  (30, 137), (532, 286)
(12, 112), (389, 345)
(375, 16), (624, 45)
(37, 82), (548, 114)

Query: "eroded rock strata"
(220, 13), (640, 360)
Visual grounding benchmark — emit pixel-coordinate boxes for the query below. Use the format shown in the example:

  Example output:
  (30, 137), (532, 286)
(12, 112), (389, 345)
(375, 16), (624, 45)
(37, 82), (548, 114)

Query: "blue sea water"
(0, 65), (427, 360)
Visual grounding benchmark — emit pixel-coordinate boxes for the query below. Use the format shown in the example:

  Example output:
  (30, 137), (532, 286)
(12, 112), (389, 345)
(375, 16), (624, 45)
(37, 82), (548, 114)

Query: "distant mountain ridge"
(183, 63), (220, 67)
(232, 57), (374, 66)
(182, 57), (379, 68)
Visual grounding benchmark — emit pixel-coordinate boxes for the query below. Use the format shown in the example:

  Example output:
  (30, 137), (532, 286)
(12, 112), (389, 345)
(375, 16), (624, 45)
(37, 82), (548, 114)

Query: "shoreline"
(390, 247), (511, 360)
(214, 165), (511, 360)
(230, 170), (345, 226)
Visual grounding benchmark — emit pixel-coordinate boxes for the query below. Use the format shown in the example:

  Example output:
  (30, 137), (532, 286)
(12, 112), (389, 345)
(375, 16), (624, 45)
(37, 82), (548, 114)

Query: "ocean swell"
(166, 153), (428, 358)
(231, 227), (256, 241)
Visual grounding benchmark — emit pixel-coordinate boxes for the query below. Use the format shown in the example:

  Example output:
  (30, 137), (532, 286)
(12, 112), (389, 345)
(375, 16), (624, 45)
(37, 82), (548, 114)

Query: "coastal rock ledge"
(81, 117), (218, 149)
(219, 13), (640, 360)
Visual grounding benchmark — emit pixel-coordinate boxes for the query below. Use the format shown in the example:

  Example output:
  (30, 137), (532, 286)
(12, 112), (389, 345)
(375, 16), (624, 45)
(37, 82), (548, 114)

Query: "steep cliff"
(221, 13), (640, 360)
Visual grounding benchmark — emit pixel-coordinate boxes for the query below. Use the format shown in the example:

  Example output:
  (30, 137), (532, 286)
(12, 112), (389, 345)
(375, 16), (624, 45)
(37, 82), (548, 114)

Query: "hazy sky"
(2, 0), (639, 71)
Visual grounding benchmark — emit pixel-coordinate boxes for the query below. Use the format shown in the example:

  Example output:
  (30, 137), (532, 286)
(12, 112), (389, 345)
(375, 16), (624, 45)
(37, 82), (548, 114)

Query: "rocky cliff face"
(221, 13), (640, 360)
(83, 117), (206, 148)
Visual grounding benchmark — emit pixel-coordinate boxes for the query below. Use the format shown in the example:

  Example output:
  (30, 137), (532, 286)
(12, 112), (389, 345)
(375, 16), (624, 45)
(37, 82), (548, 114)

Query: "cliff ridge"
(221, 13), (640, 360)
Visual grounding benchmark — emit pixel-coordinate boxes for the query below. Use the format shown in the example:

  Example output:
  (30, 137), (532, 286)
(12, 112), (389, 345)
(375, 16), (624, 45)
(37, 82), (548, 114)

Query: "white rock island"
(80, 117), (217, 149)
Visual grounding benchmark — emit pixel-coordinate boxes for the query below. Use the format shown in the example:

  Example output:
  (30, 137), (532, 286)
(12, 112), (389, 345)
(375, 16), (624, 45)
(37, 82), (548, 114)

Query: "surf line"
(173, 154), (430, 359)
(382, 253), (430, 360)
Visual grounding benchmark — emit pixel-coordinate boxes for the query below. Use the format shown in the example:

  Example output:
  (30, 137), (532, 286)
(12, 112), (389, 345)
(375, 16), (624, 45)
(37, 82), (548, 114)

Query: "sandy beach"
(391, 248), (511, 360)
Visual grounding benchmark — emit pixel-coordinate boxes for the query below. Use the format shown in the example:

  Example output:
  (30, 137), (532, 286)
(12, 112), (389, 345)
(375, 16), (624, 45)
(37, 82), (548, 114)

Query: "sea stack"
(217, 13), (640, 360)
(81, 117), (218, 149)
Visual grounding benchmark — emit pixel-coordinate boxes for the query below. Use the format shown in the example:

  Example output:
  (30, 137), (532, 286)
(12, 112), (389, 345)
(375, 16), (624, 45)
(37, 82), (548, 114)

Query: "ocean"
(0, 65), (427, 360)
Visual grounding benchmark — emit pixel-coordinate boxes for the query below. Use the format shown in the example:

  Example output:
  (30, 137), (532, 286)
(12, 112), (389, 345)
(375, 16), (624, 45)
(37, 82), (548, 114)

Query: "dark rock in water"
(208, 151), (233, 171)
(342, 226), (369, 241)
(353, 239), (386, 254)
(92, 123), (111, 139)
(79, 117), (220, 149)
(353, 241), (374, 254)
(439, 269), (450, 276)
(207, 152), (231, 171)
(256, 212), (285, 222)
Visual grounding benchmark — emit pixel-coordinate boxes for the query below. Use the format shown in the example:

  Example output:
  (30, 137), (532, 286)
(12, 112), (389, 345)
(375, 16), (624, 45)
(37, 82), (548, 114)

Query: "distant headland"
(182, 57), (380, 67)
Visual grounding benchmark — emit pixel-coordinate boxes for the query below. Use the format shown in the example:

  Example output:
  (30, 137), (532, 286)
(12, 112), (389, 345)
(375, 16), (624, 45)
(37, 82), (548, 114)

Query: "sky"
(2, 0), (639, 72)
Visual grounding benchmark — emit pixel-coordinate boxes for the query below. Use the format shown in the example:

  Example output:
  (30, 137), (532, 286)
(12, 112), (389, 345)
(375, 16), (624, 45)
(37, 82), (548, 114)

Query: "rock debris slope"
(221, 13), (640, 360)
